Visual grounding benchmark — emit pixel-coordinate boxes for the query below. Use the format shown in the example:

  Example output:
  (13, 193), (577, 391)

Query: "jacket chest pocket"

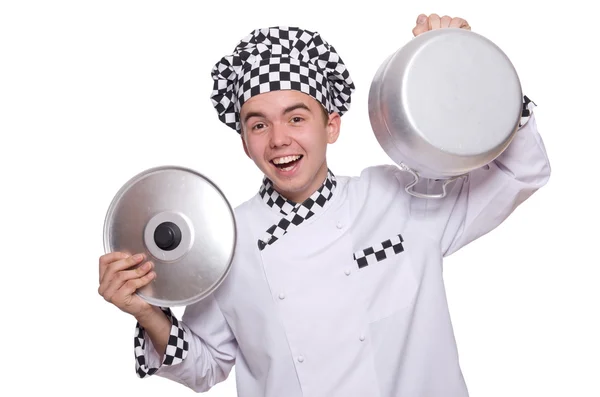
(354, 234), (418, 322)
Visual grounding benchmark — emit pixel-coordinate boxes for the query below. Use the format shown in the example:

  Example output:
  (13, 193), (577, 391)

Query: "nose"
(269, 123), (292, 148)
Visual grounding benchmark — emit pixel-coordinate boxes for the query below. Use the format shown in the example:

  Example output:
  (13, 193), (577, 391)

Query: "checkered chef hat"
(210, 26), (356, 133)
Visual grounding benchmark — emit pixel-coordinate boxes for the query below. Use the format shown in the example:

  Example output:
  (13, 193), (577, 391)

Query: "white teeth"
(273, 155), (301, 165)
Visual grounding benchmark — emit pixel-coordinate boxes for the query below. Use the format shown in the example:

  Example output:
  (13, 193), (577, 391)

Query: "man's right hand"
(98, 252), (156, 319)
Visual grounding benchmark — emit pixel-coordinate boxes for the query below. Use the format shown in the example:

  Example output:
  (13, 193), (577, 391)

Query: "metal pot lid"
(378, 28), (522, 162)
(103, 165), (236, 307)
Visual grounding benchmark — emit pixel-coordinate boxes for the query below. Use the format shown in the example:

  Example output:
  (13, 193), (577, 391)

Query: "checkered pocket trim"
(134, 307), (189, 378)
(353, 234), (405, 269)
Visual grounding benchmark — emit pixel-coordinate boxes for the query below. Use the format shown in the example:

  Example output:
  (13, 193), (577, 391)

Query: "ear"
(326, 112), (341, 144)
(241, 132), (252, 159)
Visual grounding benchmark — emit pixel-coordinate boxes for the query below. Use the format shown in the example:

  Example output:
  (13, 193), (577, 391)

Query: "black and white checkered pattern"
(211, 26), (355, 133)
(257, 170), (336, 250)
(259, 178), (297, 215)
(134, 307), (189, 378)
(353, 234), (405, 269)
(519, 95), (536, 128)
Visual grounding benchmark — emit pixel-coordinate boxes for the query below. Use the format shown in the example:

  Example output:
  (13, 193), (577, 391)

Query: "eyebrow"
(243, 111), (266, 125)
(243, 102), (311, 125)
(282, 102), (311, 114)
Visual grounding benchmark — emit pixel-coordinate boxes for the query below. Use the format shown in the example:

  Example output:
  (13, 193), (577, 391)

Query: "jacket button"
(344, 269), (351, 276)
(297, 356), (304, 363)
(336, 222), (343, 229)
(359, 335), (366, 342)
(279, 293), (285, 300)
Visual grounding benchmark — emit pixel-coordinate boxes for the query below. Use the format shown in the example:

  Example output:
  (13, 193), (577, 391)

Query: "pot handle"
(399, 163), (468, 199)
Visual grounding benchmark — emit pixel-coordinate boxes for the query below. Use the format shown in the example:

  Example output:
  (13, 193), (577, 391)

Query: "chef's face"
(240, 90), (341, 203)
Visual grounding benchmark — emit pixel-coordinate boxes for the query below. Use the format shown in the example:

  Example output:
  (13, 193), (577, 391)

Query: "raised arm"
(425, 100), (551, 256)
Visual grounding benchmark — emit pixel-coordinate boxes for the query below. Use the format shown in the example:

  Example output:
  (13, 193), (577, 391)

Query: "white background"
(1, 0), (598, 396)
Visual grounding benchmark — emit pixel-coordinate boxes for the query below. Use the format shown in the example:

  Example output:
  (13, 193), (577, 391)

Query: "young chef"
(98, 14), (551, 397)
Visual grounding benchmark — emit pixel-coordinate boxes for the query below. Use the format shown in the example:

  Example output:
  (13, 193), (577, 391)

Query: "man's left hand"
(412, 13), (471, 37)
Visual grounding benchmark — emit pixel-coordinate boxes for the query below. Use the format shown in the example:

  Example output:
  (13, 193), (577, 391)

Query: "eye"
(252, 122), (266, 131)
(290, 117), (304, 123)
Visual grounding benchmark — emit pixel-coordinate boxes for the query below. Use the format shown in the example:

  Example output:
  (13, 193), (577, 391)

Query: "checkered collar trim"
(257, 169), (337, 250)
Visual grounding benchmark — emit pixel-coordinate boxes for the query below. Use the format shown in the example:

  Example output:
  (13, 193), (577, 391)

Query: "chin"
(268, 168), (312, 200)
(272, 175), (309, 193)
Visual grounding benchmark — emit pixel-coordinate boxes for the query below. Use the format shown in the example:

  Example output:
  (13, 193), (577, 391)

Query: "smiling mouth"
(271, 155), (303, 171)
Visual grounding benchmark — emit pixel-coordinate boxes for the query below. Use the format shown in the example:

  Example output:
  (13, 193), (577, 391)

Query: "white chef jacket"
(133, 110), (551, 397)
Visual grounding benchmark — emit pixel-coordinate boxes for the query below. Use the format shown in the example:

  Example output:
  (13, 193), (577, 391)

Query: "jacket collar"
(257, 169), (337, 250)
(258, 169), (337, 215)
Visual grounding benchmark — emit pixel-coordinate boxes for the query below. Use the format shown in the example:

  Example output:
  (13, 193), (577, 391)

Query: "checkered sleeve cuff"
(519, 95), (536, 129)
(134, 307), (189, 378)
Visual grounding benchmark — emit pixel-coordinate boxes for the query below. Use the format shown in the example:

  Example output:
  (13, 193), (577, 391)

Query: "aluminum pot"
(368, 28), (523, 198)
(103, 165), (237, 307)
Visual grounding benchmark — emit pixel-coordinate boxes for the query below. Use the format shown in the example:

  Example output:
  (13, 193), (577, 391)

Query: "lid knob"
(154, 221), (182, 251)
